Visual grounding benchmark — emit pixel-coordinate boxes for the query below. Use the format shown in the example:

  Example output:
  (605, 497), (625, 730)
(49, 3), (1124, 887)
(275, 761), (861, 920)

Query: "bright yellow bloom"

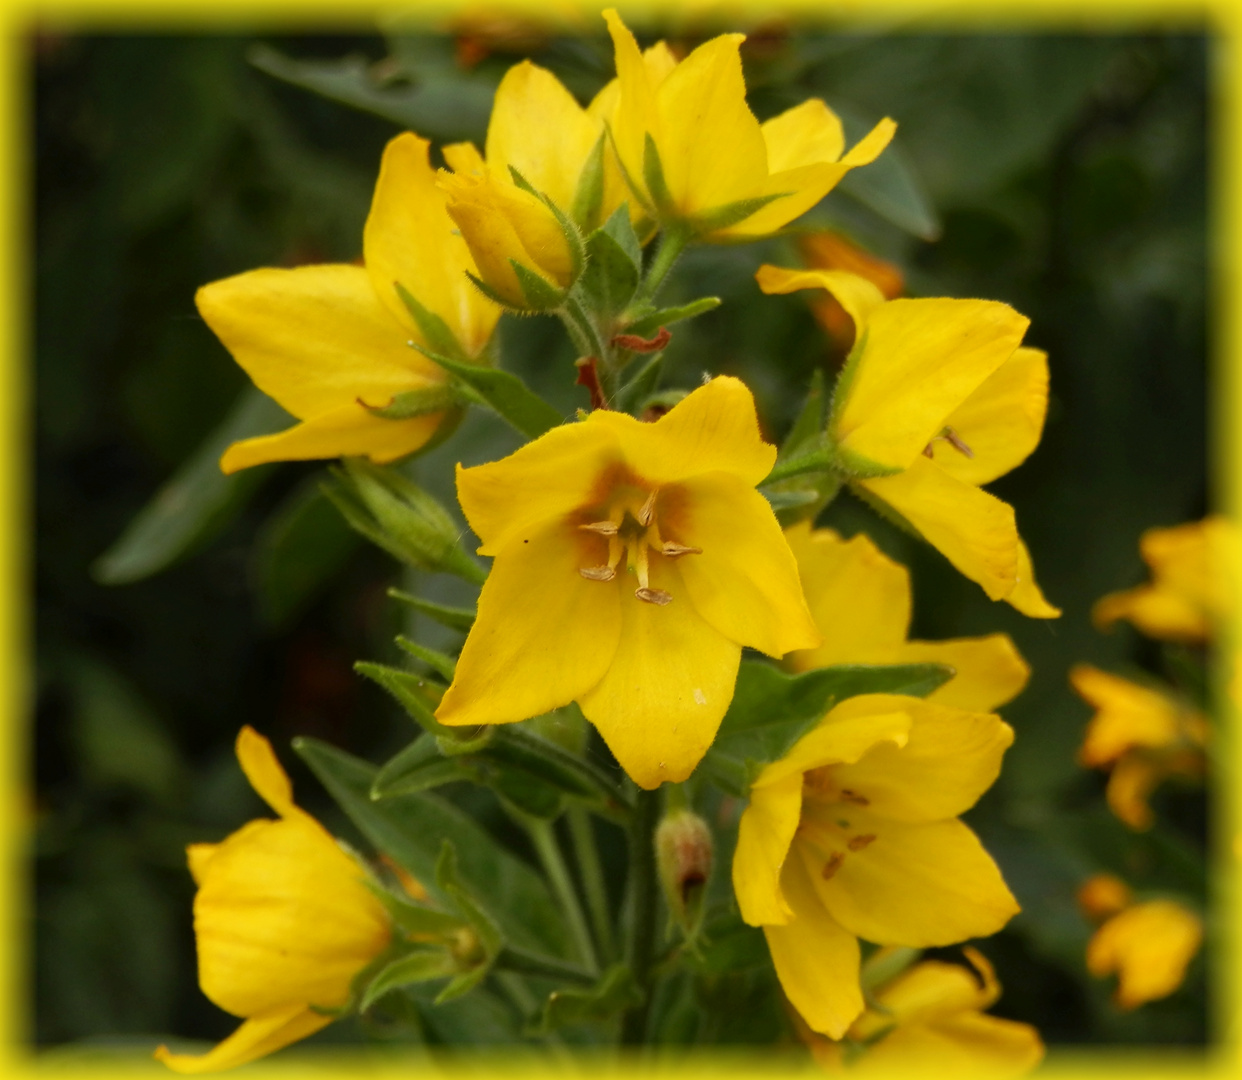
(602, 9), (894, 239)
(435, 376), (820, 789)
(200, 133), (499, 474)
(733, 693), (1019, 1038)
(783, 522), (1029, 712)
(757, 265), (1058, 617)
(1086, 900), (1203, 1009)
(1070, 664), (1207, 830)
(155, 728), (390, 1073)
(797, 947), (1043, 1076)
(1094, 516), (1234, 643)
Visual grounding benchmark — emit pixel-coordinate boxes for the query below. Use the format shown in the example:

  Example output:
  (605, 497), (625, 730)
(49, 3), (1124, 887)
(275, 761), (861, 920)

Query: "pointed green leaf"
(360, 949), (459, 1012)
(371, 884), (468, 939)
(579, 215), (642, 320)
(371, 735), (471, 799)
(387, 587), (476, 631)
(394, 283), (470, 360)
(354, 660), (452, 736)
(395, 635), (457, 681)
(623, 297), (720, 340)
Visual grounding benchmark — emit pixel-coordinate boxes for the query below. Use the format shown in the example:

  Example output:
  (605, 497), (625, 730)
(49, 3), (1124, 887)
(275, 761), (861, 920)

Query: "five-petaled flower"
(435, 376), (821, 789)
(757, 265), (1059, 616)
(732, 693), (1019, 1038)
(155, 728), (390, 1073)
(199, 132), (499, 474)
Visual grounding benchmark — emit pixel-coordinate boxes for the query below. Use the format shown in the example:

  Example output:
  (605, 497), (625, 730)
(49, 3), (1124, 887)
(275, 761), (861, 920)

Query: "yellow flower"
(435, 376), (821, 789)
(732, 693), (1019, 1038)
(1070, 664), (1207, 830)
(1086, 899), (1203, 1009)
(796, 947), (1043, 1076)
(783, 522), (1029, 712)
(757, 265), (1058, 617)
(1094, 516), (1234, 643)
(199, 133), (499, 474)
(155, 728), (390, 1073)
(1076, 873), (1133, 921)
(602, 9), (895, 239)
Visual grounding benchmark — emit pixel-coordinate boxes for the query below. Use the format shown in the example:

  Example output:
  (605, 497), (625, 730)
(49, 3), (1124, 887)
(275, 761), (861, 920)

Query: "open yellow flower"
(435, 376), (820, 789)
(155, 728), (390, 1073)
(1086, 899), (1203, 1009)
(732, 693), (1019, 1038)
(199, 132), (499, 474)
(1070, 664), (1207, 830)
(757, 265), (1058, 617)
(602, 8), (894, 239)
(1094, 516), (1233, 643)
(783, 522), (1029, 712)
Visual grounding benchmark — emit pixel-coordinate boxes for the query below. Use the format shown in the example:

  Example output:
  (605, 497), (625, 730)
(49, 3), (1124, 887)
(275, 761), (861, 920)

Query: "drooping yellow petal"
(1087, 900), (1203, 1008)
(1007, 537), (1061, 617)
(196, 265), (439, 422)
(733, 771), (802, 926)
(155, 1004), (332, 1074)
(834, 297), (1030, 471)
(1070, 665), (1186, 765)
(577, 558), (740, 789)
(1093, 584), (1208, 643)
(669, 473), (820, 657)
(827, 700), (1013, 823)
(862, 1010), (1045, 1077)
(898, 635), (1030, 712)
(235, 726), (296, 819)
(808, 814), (1019, 946)
(219, 403), (443, 475)
(588, 375), (776, 487)
(857, 457), (1020, 601)
(362, 132), (499, 357)
(930, 347), (1049, 486)
(454, 420), (616, 557)
(765, 854), (864, 1040)
(756, 264), (886, 333)
(436, 518), (622, 728)
(782, 522), (911, 672)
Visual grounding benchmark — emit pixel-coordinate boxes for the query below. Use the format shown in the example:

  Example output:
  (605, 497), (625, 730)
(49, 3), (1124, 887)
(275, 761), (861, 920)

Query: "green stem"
(619, 786), (661, 1045)
(632, 225), (691, 309)
(526, 817), (600, 974)
(569, 807), (616, 963)
(561, 295), (609, 361)
(495, 945), (596, 986)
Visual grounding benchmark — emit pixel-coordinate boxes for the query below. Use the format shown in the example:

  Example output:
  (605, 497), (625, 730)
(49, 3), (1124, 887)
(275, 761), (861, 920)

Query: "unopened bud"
(655, 809), (713, 937)
(1077, 873), (1133, 922)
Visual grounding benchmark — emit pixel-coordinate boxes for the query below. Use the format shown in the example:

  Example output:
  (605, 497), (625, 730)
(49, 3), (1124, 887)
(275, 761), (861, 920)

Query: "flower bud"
(655, 808), (713, 937)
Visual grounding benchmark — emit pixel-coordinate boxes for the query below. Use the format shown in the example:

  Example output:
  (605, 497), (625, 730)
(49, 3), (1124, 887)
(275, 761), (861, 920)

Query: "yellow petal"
(828, 700), (1014, 822)
(219, 403), (443, 475)
(782, 523), (911, 672)
(835, 297), (1030, 471)
(155, 1004), (332, 1074)
(897, 635), (1030, 712)
(1006, 537), (1061, 617)
(669, 473), (820, 657)
(762, 99), (845, 172)
(577, 557), (740, 789)
(196, 265), (440, 422)
(442, 140), (485, 174)
(588, 375), (777, 488)
(1104, 753), (1161, 830)
(857, 458), (1019, 602)
(733, 772), (802, 926)
(436, 518), (622, 728)
(1070, 665), (1185, 765)
(930, 347), (1049, 486)
(602, 9), (661, 202)
(867, 958), (993, 1026)
(486, 60), (602, 212)
(756, 264), (887, 332)
(186, 843), (219, 887)
(808, 815), (1019, 946)
(862, 1011), (1045, 1077)
(235, 726), (295, 818)
(1087, 901), (1203, 1008)
(454, 420), (618, 557)
(1093, 584), (1208, 643)
(765, 854), (863, 1040)
(363, 132), (499, 357)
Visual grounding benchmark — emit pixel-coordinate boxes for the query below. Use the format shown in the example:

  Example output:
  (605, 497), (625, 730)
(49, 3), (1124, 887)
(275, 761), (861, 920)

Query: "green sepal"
(833, 442), (906, 479)
(642, 132), (676, 219)
(371, 735), (472, 799)
(410, 342), (564, 440)
(570, 133), (607, 232)
(511, 259), (568, 311)
(387, 587), (476, 631)
(465, 268), (524, 311)
(395, 282), (470, 361)
(435, 727), (496, 758)
(623, 296), (720, 340)
(357, 383), (464, 420)
(687, 191), (787, 237)
(578, 205), (642, 320)
(766, 373), (844, 524)
(780, 369), (827, 461)
(508, 164), (586, 285)
(369, 880), (468, 940)
(489, 728), (632, 814)
(433, 840), (504, 1004)
(353, 660), (450, 736)
(395, 635), (457, 681)
(525, 963), (643, 1036)
(360, 948), (459, 1012)
(603, 119), (655, 217)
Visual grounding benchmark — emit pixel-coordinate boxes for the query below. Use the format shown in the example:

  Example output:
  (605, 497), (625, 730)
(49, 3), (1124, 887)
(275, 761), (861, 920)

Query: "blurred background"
(33, 4), (1209, 1058)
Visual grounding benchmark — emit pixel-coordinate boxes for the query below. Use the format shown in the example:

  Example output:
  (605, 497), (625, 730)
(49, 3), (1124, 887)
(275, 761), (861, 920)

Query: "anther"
(847, 834), (876, 852)
(635, 588), (672, 606)
(637, 490), (657, 527)
(822, 853), (845, 880)
(579, 520), (619, 535)
(839, 789), (870, 806)
(660, 542), (702, 558)
(579, 566), (617, 581)
(944, 427), (974, 458)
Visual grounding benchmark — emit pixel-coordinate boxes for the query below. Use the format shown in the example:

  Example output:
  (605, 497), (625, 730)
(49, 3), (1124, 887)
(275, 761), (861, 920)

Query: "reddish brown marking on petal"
(839, 789), (870, 806)
(574, 356), (609, 410)
(822, 852), (845, 880)
(847, 834), (876, 852)
(612, 327), (671, 353)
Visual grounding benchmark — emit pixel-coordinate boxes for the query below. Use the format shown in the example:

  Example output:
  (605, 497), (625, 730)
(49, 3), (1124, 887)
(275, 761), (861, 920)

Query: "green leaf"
(92, 387), (288, 584)
(293, 737), (571, 958)
(360, 949), (458, 1012)
(395, 635), (457, 681)
(623, 297), (721, 340)
(354, 660), (452, 736)
(371, 735), (471, 799)
(411, 343), (564, 440)
(436, 840), (503, 958)
(526, 963), (642, 1036)
(570, 133), (607, 231)
(578, 208), (642, 320)
(836, 115), (940, 241)
(387, 588), (476, 632)
(371, 885), (467, 939)
(642, 133), (675, 218)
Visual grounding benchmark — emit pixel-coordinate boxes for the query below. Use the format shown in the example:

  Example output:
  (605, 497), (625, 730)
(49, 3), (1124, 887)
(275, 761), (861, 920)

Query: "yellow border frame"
(4, 1), (1236, 1077)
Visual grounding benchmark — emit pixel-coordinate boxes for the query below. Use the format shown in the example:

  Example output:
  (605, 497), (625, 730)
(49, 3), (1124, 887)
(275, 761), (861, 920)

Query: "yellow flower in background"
(1086, 899), (1203, 1009)
(200, 133), (499, 474)
(796, 947), (1043, 1076)
(783, 522), (1029, 712)
(435, 376), (821, 789)
(1076, 873), (1133, 922)
(757, 265), (1058, 617)
(1070, 664), (1207, 830)
(796, 230), (904, 349)
(602, 8), (895, 239)
(1094, 516), (1233, 643)
(732, 693), (1018, 1038)
(155, 728), (390, 1073)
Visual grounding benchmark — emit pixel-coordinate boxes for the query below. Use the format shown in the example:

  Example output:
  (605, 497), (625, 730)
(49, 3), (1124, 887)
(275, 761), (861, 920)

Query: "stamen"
(579, 520), (619, 535)
(839, 789), (870, 806)
(660, 542), (702, 558)
(944, 427), (974, 458)
(579, 566), (616, 581)
(821, 852), (845, 880)
(637, 490), (657, 527)
(847, 834), (876, 852)
(636, 588), (673, 605)
(635, 541), (650, 590)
